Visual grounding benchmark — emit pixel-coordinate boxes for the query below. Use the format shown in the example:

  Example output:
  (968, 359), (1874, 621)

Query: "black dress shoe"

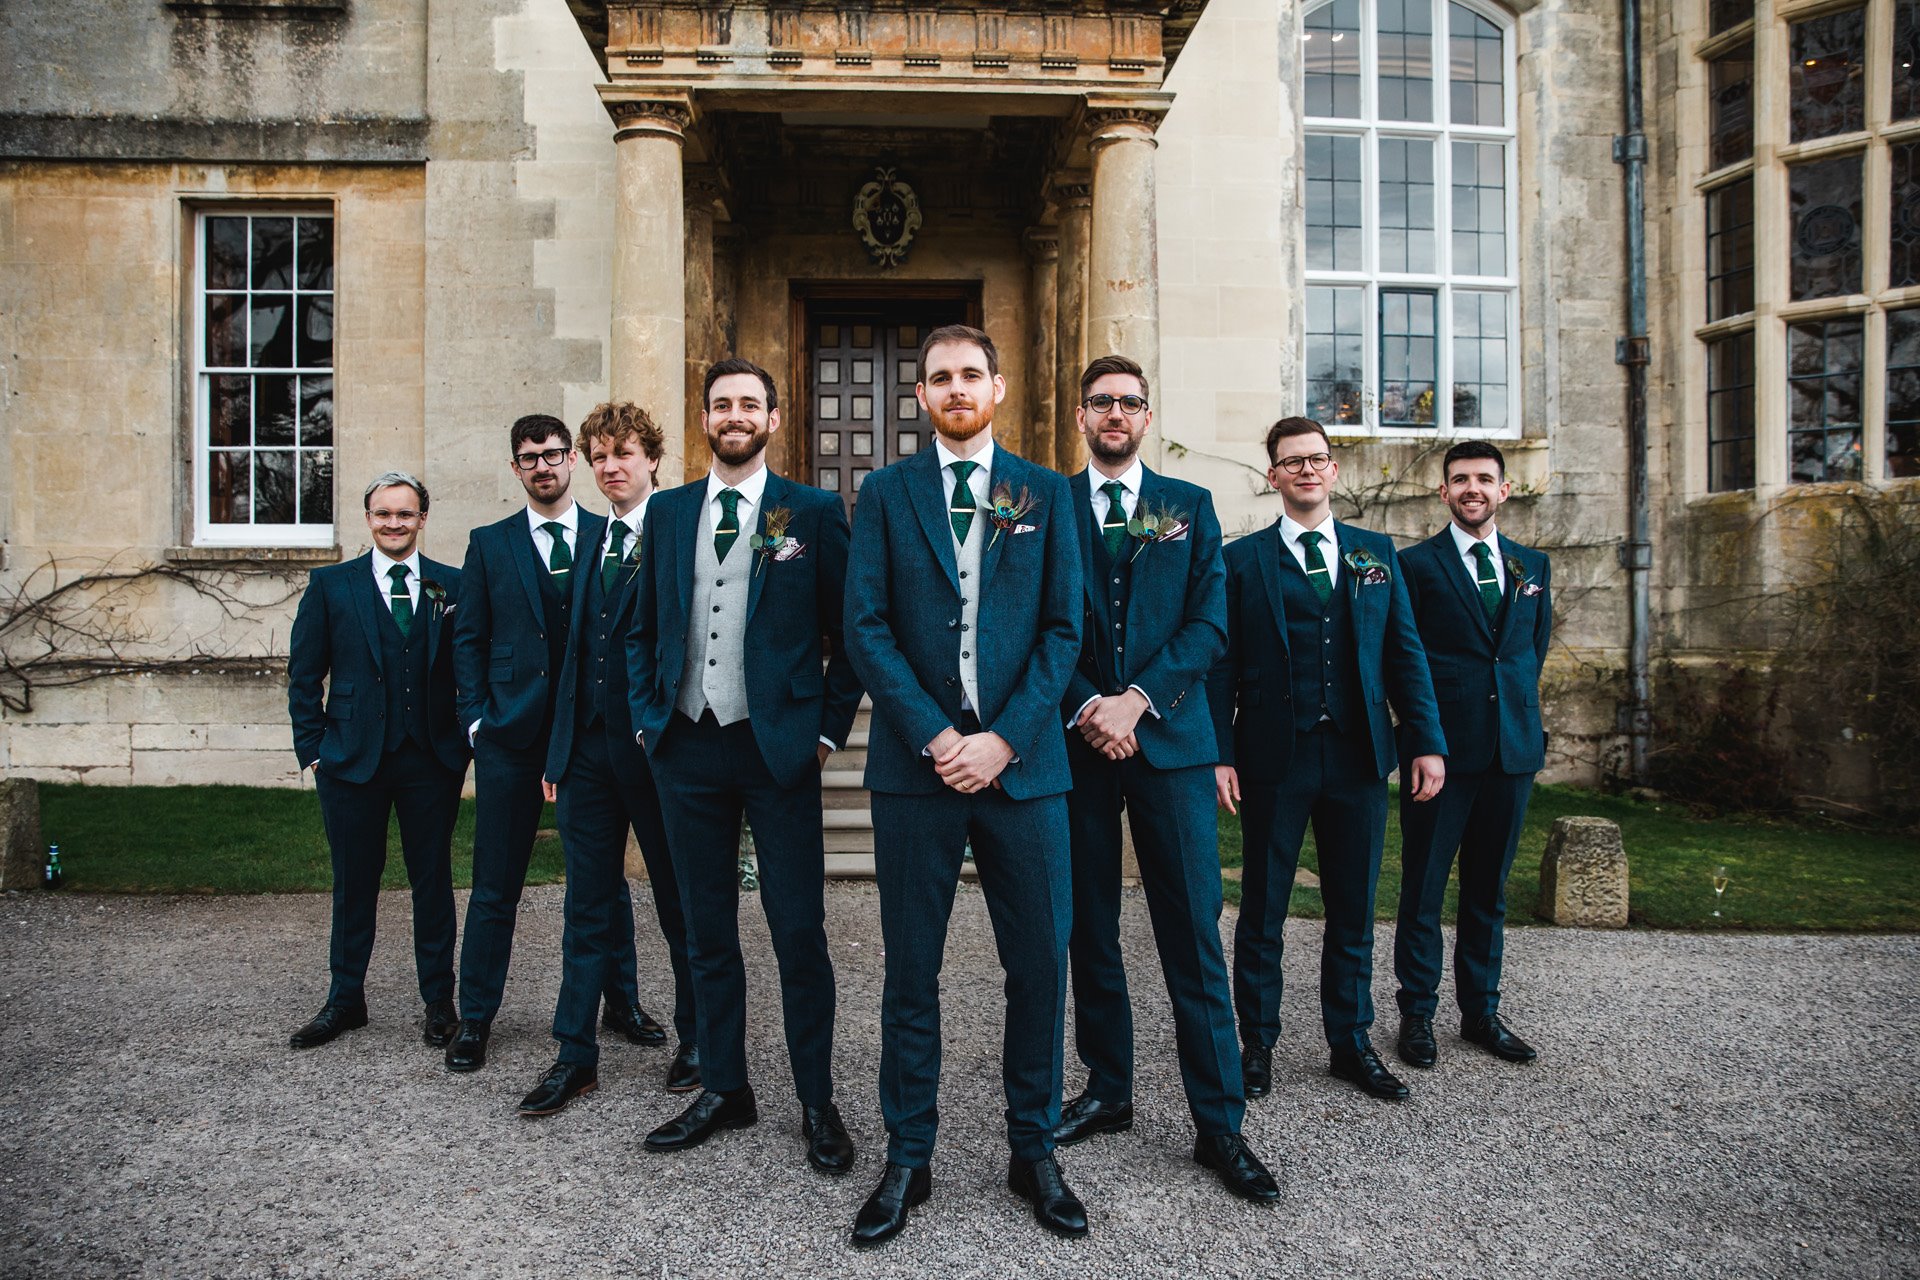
(1193, 1133), (1281, 1202)
(851, 1162), (931, 1248)
(1329, 1044), (1410, 1100)
(1241, 1044), (1273, 1100)
(1051, 1092), (1134, 1146)
(1007, 1154), (1089, 1240)
(1462, 1013), (1538, 1063)
(665, 1041), (701, 1093)
(421, 998), (459, 1048)
(1397, 1015), (1437, 1069)
(445, 1019), (490, 1073)
(519, 1061), (599, 1117)
(602, 999), (667, 1046)
(802, 1102), (856, 1175)
(644, 1087), (758, 1151)
(289, 1001), (367, 1050)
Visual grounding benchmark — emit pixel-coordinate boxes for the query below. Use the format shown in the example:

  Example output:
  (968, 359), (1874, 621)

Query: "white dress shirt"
(1449, 520), (1506, 594)
(527, 500), (579, 570)
(934, 434), (994, 512)
(704, 463), (768, 534)
(1071, 458), (1159, 729)
(602, 493), (651, 565)
(1279, 511), (1340, 593)
(371, 548), (422, 613)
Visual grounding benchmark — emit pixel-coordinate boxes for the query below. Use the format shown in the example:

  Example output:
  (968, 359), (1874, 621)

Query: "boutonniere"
(985, 484), (1040, 549)
(420, 579), (449, 619)
(1126, 504), (1190, 561)
(749, 505), (805, 575)
(1341, 548), (1392, 586)
(1506, 554), (1544, 596)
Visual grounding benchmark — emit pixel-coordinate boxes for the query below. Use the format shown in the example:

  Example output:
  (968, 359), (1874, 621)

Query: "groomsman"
(519, 402), (700, 1116)
(630, 359), (862, 1171)
(448, 415), (666, 1073)
(1054, 356), (1277, 1203)
(843, 325), (1086, 1245)
(286, 472), (466, 1050)
(1209, 417), (1447, 1102)
(1392, 441), (1549, 1069)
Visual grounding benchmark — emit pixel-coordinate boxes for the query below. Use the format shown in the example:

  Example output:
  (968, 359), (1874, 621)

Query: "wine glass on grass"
(1712, 865), (1729, 918)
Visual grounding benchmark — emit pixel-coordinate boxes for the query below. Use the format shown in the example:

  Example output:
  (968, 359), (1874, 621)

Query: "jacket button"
(945, 676), (957, 687)
(1489, 694), (1498, 701)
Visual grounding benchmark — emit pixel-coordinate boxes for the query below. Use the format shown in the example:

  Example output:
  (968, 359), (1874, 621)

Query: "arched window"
(1301, 0), (1519, 437)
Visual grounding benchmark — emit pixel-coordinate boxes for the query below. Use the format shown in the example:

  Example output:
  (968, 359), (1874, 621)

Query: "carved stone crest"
(853, 167), (922, 268)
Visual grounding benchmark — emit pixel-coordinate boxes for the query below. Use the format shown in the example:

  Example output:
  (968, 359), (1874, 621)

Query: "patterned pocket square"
(1520, 581), (1544, 597)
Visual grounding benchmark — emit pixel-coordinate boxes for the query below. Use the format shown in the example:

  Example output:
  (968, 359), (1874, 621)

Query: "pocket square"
(772, 540), (806, 563)
(1520, 581), (1544, 597)
(1013, 523), (1037, 534)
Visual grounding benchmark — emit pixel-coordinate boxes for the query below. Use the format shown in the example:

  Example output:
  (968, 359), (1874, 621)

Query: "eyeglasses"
(1083, 393), (1149, 416)
(513, 448), (570, 470)
(368, 509), (422, 522)
(1272, 452), (1335, 474)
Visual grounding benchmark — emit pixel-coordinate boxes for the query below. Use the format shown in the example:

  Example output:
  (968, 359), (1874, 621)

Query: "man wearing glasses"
(1052, 356), (1277, 1203)
(1208, 418), (1446, 1102)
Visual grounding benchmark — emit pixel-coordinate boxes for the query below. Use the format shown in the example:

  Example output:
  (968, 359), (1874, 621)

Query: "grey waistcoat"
(676, 512), (753, 725)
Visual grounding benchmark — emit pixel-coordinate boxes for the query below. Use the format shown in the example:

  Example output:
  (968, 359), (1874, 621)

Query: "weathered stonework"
(1539, 815), (1630, 928)
(0, 776), (41, 890)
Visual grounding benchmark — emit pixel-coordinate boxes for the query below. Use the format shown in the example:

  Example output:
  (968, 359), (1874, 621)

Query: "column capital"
(1082, 94), (1172, 149)
(599, 86), (695, 142)
(1023, 226), (1061, 263)
(1047, 169), (1094, 209)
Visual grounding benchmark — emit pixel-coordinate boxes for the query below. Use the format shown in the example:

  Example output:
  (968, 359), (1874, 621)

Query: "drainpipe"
(1614, 0), (1653, 783)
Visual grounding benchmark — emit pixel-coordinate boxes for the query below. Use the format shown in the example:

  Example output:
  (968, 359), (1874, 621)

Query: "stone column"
(601, 87), (693, 486)
(1085, 97), (1169, 463)
(1023, 228), (1060, 465)
(1051, 173), (1093, 474)
(683, 168), (722, 484)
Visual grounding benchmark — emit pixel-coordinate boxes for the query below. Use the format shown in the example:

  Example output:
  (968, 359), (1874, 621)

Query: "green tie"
(541, 521), (572, 582)
(1100, 480), (1129, 557)
(714, 489), (742, 561)
(1299, 529), (1332, 605)
(387, 563), (413, 638)
(1471, 541), (1501, 618)
(601, 521), (629, 592)
(948, 460), (979, 544)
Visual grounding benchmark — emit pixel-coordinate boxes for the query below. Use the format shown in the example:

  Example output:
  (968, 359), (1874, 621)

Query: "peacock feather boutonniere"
(985, 483), (1040, 549)
(1127, 504), (1190, 561)
(749, 505), (805, 575)
(421, 579), (450, 619)
(1342, 547), (1391, 586)
(1506, 553), (1544, 597)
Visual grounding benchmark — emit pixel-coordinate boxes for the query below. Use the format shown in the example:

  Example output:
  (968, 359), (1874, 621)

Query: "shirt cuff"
(468, 719), (480, 745)
(818, 736), (839, 753)
(1069, 695), (1100, 728)
(1127, 685), (1160, 719)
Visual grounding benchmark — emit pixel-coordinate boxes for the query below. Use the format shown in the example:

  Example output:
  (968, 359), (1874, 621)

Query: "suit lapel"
(1070, 468), (1098, 613)
(745, 471), (788, 627)
(349, 553), (386, 673)
(1492, 533), (1528, 655)
(421, 555), (447, 664)
(508, 515), (546, 624)
(1123, 467), (1164, 634)
(569, 511), (606, 615)
(978, 448), (1022, 593)
(676, 483), (704, 619)
(906, 447), (962, 594)
(1436, 528), (1496, 644)
(1254, 523), (1291, 656)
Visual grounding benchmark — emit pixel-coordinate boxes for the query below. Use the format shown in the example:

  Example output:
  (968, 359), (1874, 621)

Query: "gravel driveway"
(0, 883), (1913, 1278)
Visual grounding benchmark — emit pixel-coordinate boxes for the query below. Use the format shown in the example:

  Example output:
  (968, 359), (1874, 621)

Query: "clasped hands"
(926, 726), (1013, 793)
(1075, 689), (1149, 761)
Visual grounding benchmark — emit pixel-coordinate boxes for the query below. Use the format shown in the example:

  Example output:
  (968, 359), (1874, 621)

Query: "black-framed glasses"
(1083, 393), (1149, 415)
(513, 447), (570, 470)
(1273, 452), (1335, 474)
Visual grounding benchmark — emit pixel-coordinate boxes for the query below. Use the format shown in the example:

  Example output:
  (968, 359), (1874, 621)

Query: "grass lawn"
(1218, 783), (1920, 931)
(37, 784), (566, 895)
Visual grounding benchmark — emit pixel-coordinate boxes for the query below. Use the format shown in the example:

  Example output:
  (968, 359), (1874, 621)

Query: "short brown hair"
(702, 357), (779, 411)
(510, 413), (570, 455)
(918, 324), (999, 382)
(577, 401), (665, 464)
(1264, 416), (1333, 465)
(1079, 354), (1149, 403)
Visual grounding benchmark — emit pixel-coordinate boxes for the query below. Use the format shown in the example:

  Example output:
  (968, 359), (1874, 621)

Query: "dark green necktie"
(541, 521), (572, 582)
(948, 460), (978, 544)
(1471, 541), (1501, 618)
(601, 521), (629, 592)
(1100, 480), (1129, 557)
(387, 563), (413, 638)
(1298, 529), (1332, 605)
(714, 488), (742, 561)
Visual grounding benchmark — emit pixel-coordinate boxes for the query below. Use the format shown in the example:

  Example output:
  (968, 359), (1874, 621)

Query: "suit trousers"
(313, 740), (461, 1007)
(1066, 739), (1244, 1136)
(1233, 725), (1389, 1055)
(872, 784), (1072, 1167)
(651, 711), (835, 1105)
(1394, 766), (1535, 1021)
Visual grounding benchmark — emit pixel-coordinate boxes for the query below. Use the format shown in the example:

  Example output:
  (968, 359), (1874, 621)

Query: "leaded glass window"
(1707, 332), (1756, 492)
(1787, 317), (1865, 483)
(1790, 8), (1867, 142)
(1710, 45), (1754, 171)
(1707, 178), (1755, 321)
(1889, 309), (1920, 476)
(1789, 153), (1863, 300)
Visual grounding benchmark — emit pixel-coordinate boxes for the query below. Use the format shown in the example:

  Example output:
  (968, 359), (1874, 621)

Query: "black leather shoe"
(1007, 1154), (1089, 1240)
(1462, 1013), (1538, 1063)
(421, 998), (458, 1048)
(851, 1162), (931, 1248)
(1194, 1133), (1281, 1202)
(644, 1087), (758, 1151)
(665, 1041), (701, 1093)
(1330, 1044), (1410, 1100)
(289, 1001), (367, 1050)
(602, 999), (667, 1046)
(444, 1019), (490, 1073)
(802, 1102), (856, 1175)
(1241, 1044), (1273, 1100)
(1051, 1091), (1134, 1146)
(1397, 1015), (1437, 1069)
(518, 1061), (598, 1117)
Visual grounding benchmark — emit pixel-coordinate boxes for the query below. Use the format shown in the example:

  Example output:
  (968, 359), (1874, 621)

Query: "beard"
(519, 469), (569, 502)
(928, 398), (994, 443)
(1448, 497), (1494, 531)
(707, 422), (770, 465)
(1087, 428), (1140, 464)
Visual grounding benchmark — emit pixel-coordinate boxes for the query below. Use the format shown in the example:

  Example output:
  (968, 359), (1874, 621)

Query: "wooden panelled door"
(806, 302), (966, 508)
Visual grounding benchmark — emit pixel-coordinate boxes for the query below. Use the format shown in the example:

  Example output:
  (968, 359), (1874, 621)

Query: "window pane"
(255, 450), (297, 524)
(1377, 0), (1434, 122)
(1379, 138), (1437, 274)
(299, 449), (334, 525)
(250, 217), (295, 290)
(1706, 177), (1755, 320)
(1710, 0), (1751, 36)
(1448, 3), (1503, 126)
(1451, 140), (1506, 275)
(296, 217), (333, 290)
(209, 451), (250, 524)
(1306, 134), (1365, 272)
(208, 375), (251, 447)
(296, 296), (332, 370)
(818, 467), (840, 491)
(1894, 142), (1920, 289)
(1786, 317), (1864, 483)
(300, 375), (334, 446)
(1707, 331), (1756, 491)
(206, 293), (246, 368)
(1452, 291), (1508, 432)
(1304, 0), (1362, 118)
(819, 430), (840, 456)
(1897, 0), (1920, 122)
(1380, 288), (1438, 427)
(897, 431), (919, 455)
(852, 359), (873, 384)
(1790, 8), (1867, 142)
(819, 359), (840, 384)
(1710, 45), (1753, 170)
(896, 394), (917, 420)
(1790, 154), (1863, 300)
(251, 294), (294, 368)
(851, 395), (872, 420)
(1889, 310), (1920, 476)
(1306, 285), (1366, 427)
(206, 217), (249, 291)
(256, 375), (297, 446)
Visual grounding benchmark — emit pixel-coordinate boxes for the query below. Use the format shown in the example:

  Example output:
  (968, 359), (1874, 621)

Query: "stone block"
(0, 777), (43, 891)
(1539, 816), (1629, 927)
(132, 749), (301, 788)
(7, 722), (129, 771)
